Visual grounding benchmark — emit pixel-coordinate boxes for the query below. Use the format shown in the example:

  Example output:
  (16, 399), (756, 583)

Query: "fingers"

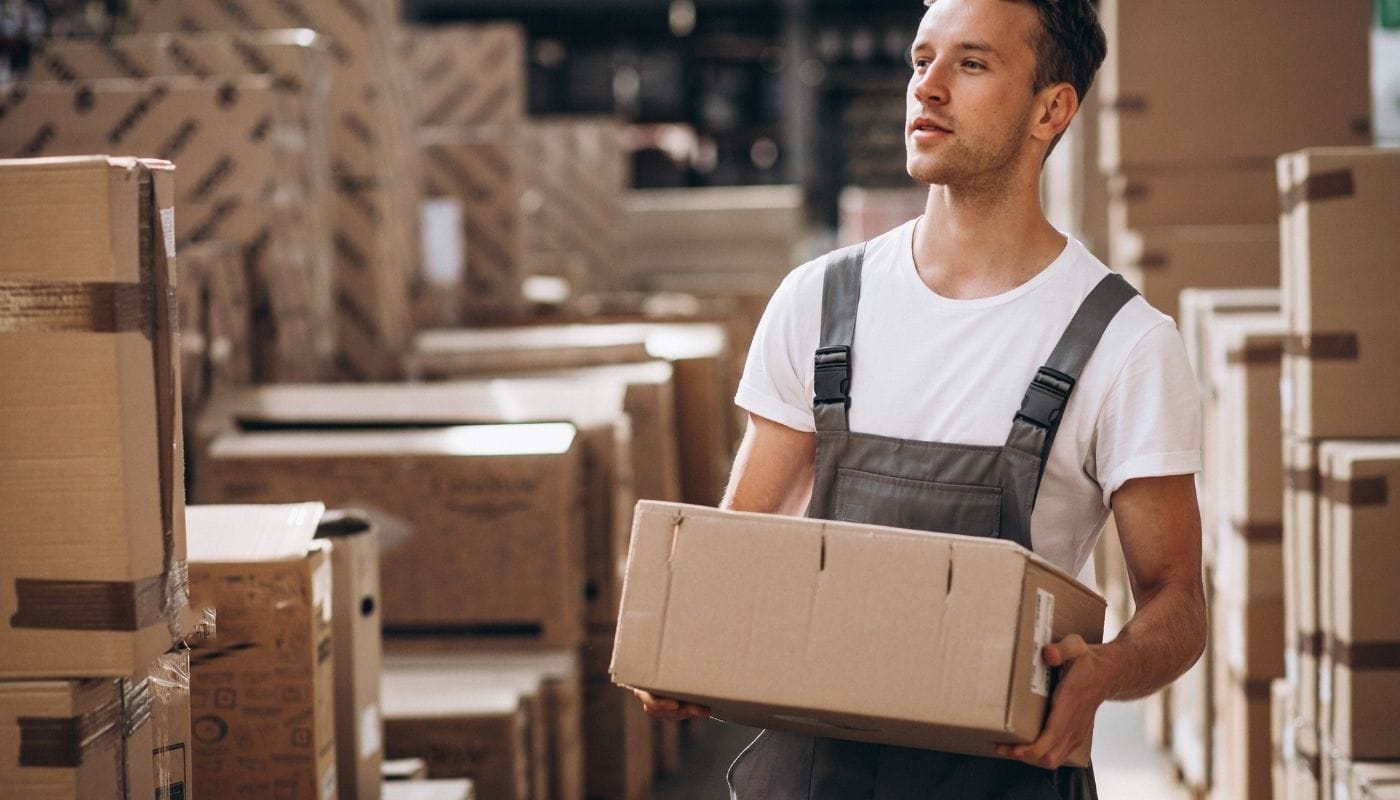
(633, 689), (711, 721)
(1043, 634), (1090, 668)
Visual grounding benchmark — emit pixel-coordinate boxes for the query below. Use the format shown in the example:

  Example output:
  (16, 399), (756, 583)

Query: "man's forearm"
(1095, 579), (1207, 701)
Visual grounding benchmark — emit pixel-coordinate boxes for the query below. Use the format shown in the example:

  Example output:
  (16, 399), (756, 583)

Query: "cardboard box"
(1108, 166), (1281, 230)
(1285, 436), (1327, 749)
(398, 23), (526, 127)
(1213, 668), (1274, 800)
(1317, 441), (1400, 759)
(0, 156), (189, 678)
(226, 379), (635, 628)
(23, 30), (339, 378)
(197, 424), (586, 647)
(381, 665), (531, 800)
(383, 779), (477, 800)
(1277, 148), (1400, 439)
(382, 757), (429, 781)
(1272, 679), (1292, 800)
(1097, 0), (1371, 171)
(584, 629), (654, 800)
(0, 650), (192, 799)
(1346, 761), (1400, 799)
(186, 503), (337, 800)
(316, 510), (384, 800)
(381, 649), (582, 800)
(409, 324), (653, 377)
(129, 0), (420, 380)
(626, 185), (805, 283)
(417, 126), (526, 324)
(1109, 225), (1279, 321)
(611, 501), (1107, 765)
(521, 118), (629, 296)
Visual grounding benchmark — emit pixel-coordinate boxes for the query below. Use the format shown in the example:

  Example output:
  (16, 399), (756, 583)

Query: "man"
(636, 0), (1208, 796)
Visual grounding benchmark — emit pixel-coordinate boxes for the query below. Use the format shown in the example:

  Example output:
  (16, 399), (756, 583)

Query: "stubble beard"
(905, 117), (1031, 197)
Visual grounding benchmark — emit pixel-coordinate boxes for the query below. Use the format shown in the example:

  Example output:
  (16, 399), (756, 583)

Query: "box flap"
(186, 503), (326, 562)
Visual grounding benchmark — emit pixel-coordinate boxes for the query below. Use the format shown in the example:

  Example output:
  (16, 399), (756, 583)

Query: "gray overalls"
(727, 243), (1138, 800)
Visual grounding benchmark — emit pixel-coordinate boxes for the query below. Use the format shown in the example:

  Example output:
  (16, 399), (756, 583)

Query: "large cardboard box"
(381, 666), (531, 800)
(0, 649), (193, 800)
(625, 185), (805, 284)
(585, 630), (653, 800)
(382, 649), (583, 800)
(612, 501), (1107, 765)
(0, 156), (189, 678)
(1277, 148), (1400, 439)
(225, 379), (635, 628)
(1097, 0), (1371, 171)
(398, 23), (526, 127)
(1212, 667), (1274, 800)
(1346, 762), (1400, 799)
(186, 503), (337, 800)
(383, 779), (477, 800)
(1109, 225), (1279, 321)
(409, 324), (652, 377)
(316, 510), (384, 800)
(1317, 441), (1400, 760)
(1107, 166), (1282, 230)
(129, 0), (420, 380)
(22, 30), (338, 379)
(197, 424), (586, 647)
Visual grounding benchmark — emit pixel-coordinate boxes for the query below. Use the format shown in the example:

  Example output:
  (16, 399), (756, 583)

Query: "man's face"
(905, 0), (1044, 188)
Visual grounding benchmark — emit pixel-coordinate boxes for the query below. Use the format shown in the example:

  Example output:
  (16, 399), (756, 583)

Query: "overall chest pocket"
(832, 467), (1003, 537)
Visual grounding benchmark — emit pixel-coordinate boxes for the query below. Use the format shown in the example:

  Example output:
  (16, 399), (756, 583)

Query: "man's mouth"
(910, 117), (953, 137)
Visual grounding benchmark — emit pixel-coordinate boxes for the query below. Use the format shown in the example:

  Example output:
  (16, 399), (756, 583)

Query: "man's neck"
(912, 177), (1067, 300)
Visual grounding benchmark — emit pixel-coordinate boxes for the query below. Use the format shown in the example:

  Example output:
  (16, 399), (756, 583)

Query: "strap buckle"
(813, 345), (851, 408)
(1015, 366), (1076, 430)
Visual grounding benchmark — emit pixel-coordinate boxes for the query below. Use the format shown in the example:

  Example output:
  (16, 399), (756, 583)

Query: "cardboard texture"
(383, 779), (477, 800)
(1109, 225), (1279, 321)
(197, 424), (586, 647)
(612, 502), (1107, 766)
(417, 126), (526, 324)
(521, 118), (629, 295)
(315, 510), (384, 800)
(1097, 0), (1371, 171)
(0, 649), (192, 800)
(1277, 148), (1400, 438)
(381, 649), (583, 800)
(1107, 166), (1281, 229)
(398, 23), (526, 127)
(381, 665), (531, 800)
(0, 156), (189, 678)
(129, 0), (421, 380)
(185, 503), (337, 800)
(225, 379), (636, 627)
(585, 630), (654, 800)
(1317, 441), (1400, 760)
(23, 30), (338, 379)
(625, 185), (805, 285)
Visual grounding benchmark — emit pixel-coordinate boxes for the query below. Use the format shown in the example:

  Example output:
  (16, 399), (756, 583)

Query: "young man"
(637, 0), (1208, 796)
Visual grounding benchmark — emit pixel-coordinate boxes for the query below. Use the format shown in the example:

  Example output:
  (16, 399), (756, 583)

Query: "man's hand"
(633, 689), (711, 721)
(995, 634), (1120, 770)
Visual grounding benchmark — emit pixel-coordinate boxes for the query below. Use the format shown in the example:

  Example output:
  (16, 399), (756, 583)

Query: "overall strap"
(812, 243), (867, 433)
(1007, 272), (1140, 492)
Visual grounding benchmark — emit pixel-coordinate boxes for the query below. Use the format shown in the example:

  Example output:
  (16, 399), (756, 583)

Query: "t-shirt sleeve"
(1093, 319), (1203, 505)
(734, 264), (818, 433)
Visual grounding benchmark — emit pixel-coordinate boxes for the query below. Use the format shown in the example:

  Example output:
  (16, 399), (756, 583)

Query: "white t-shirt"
(735, 219), (1202, 579)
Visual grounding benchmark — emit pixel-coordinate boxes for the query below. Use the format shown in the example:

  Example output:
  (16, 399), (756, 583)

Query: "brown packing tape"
(1298, 632), (1324, 658)
(1109, 95), (1150, 113)
(1284, 333), (1360, 361)
(0, 281), (150, 332)
(1326, 635), (1400, 671)
(1225, 341), (1285, 366)
(18, 677), (152, 767)
(1231, 520), (1284, 542)
(1322, 474), (1389, 506)
(1286, 466), (1322, 494)
(1281, 169), (1357, 212)
(11, 574), (168, 631)
(1135, 251), (1169, 270)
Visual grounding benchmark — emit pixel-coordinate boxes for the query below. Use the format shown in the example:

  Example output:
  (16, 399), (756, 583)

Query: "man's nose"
(911, 64), (948, 106)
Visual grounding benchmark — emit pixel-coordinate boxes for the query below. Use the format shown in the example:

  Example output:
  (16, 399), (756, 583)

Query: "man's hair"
(923, 0), (1107, 104)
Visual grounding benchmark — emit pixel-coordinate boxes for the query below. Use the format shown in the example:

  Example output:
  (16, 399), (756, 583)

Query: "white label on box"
(360, 704), (382, 758)
(313, 560), (333, 623)
(420, 198), (464, 286)
(321, 765), (337, 800)
(1031, 589), (1054, 697)
(159, 207), (177, 260)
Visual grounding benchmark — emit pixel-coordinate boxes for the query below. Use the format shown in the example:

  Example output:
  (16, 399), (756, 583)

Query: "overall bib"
(727, 243), (1138, 800)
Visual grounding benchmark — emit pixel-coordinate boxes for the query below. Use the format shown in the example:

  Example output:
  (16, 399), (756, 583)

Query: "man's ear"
(1033, 83), (1079, 144)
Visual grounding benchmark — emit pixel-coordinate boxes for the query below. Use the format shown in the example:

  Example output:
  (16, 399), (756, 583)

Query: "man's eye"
(963, 60), (986, 71)
(911, 58), (932, 71)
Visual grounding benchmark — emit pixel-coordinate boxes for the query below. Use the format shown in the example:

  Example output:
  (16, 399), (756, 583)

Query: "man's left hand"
(995, 634), (1119, 770)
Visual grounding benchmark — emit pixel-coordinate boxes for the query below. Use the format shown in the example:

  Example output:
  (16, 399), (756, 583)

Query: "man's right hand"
(633, 689), (711, 721)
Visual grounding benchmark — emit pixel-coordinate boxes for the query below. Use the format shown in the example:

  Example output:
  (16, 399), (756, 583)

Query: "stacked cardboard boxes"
(0, 156), (194, 798)
(1275, 147), (1400, 799)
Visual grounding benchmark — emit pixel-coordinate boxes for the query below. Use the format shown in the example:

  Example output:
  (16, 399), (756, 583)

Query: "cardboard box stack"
(19, 30), (338, 383)
(1275, 147), (1400, 799)
(127, 0), (421, 380)
(0, 156), (194, 798)
(1095, 0), (1371, 318)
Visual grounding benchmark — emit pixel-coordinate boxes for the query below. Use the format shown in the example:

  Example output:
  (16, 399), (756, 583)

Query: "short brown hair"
(924, 0), (1107, 103)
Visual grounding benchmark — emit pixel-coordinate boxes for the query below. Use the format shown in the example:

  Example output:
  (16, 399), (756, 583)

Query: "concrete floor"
(652, 700), (1187, 799)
